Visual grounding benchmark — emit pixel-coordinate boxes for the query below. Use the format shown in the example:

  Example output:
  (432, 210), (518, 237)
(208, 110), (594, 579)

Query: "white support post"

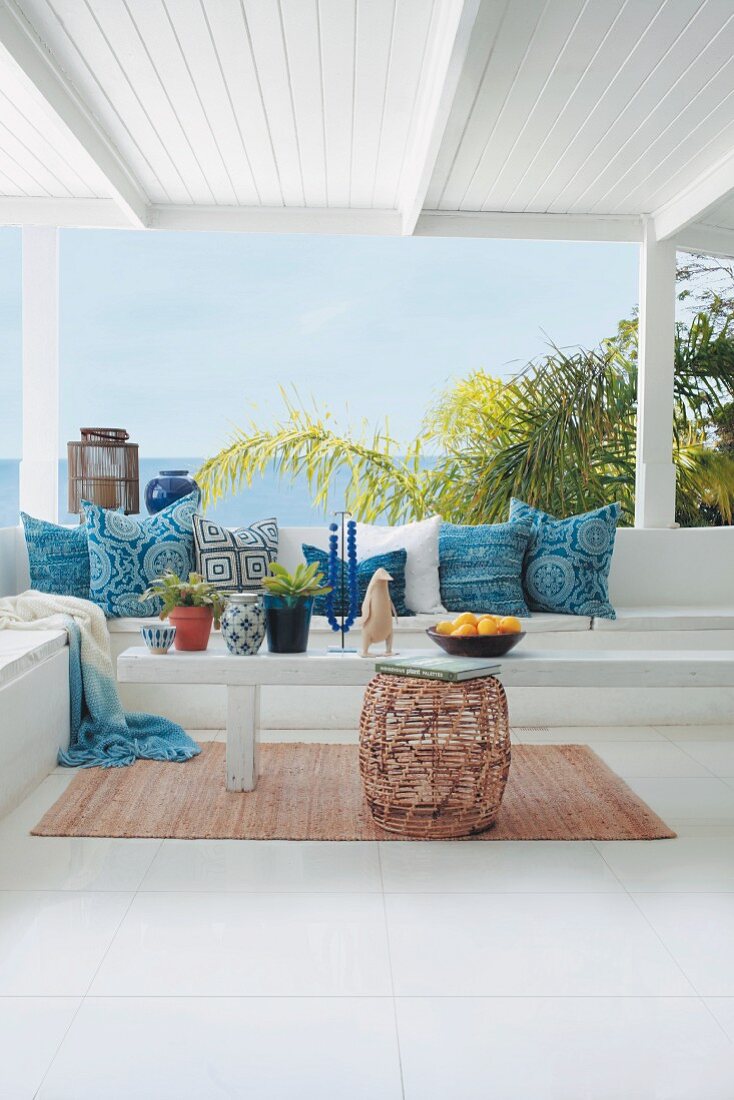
(19, 226), (59, 521)
(226, 684), (260, 792)
(635, 217), (677, 529)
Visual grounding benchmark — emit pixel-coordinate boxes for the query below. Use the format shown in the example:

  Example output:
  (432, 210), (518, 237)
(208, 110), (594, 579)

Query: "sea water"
(0, 458), (356, 528)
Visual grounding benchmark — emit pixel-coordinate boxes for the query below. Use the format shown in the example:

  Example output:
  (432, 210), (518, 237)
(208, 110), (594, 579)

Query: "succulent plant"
(140, 570), (228, 627)
(261, 561), (332, 602)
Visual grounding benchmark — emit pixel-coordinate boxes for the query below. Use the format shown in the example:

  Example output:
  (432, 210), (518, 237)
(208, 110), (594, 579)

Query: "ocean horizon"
(0, 457), (360, 529)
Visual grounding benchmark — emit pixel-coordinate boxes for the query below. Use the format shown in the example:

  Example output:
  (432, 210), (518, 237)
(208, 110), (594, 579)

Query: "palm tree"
(196, 311), (734, 528)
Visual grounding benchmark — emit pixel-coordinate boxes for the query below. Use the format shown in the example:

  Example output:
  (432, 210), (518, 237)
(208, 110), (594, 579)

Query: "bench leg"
(226, 684), (260, 792)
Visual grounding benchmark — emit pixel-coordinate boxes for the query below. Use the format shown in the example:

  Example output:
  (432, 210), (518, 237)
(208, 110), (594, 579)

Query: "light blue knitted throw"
(0, 592), (200, 769)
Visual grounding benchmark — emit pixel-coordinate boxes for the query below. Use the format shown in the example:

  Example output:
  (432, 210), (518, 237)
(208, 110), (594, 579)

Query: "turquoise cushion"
(21, 512), (90, 599)
(509, 498), (620, 619)
(301, 545), (413, 617)
(85, 492), (199, 617)
(439, 521), (531, 616)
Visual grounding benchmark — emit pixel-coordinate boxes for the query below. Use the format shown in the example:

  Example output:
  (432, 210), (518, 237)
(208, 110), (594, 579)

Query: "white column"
(19, 227), (59, 521)
(634, 216), (677, 529)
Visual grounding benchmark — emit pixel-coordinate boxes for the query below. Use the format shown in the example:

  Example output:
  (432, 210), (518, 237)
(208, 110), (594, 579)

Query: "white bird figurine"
(360, 567), (398, 657)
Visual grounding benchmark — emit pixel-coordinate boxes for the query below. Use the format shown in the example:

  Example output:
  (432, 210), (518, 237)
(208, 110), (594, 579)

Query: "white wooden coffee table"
(117, 646), (733, 791)
(117, 648), (393, 791)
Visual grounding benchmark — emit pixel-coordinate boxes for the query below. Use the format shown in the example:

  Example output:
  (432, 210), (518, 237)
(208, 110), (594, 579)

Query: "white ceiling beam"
(675, 223), (734, 260)
(396, 0), (481, 236)
(0, 0), (149, 228)
(0, 200), (647, 242)
(150, 205), (402, 236)
(0, 197), (132, 228)
(653, 146), (734, 243)
(415, 210), (643, 243)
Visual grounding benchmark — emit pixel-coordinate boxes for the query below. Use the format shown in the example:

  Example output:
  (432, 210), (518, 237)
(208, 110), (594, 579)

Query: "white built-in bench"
(105, 524), (734, 730)
(0, 629), (70, 817)
(3, 521), (734, 748)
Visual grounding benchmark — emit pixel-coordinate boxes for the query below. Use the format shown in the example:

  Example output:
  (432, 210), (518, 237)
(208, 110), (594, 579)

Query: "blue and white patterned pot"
(221, 592), (266, 656)
(141, 624), (177, 654)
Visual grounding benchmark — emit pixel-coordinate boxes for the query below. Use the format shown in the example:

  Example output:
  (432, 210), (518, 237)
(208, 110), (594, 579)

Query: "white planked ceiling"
(16, 0), (436, 208)
(0, 0), (732, 249)
(0, 38), (106, 196)
(428, 0), (734, 217)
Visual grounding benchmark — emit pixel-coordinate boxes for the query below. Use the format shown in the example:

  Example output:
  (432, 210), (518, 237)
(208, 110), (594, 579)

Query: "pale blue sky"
(0, 227), (639, 458)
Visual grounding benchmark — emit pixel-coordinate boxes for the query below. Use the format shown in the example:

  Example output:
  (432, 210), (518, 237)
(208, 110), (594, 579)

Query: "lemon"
(452, 612), (479, 628)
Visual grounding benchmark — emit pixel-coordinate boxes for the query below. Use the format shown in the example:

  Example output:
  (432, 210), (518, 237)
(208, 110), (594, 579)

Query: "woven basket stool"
(358, 673), (511, 838)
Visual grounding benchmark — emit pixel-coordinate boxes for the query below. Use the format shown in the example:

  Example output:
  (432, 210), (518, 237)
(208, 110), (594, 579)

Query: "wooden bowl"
(426, 628), (526, 658)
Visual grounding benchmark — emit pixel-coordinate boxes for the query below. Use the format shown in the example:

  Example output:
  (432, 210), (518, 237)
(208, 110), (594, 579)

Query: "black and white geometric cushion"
(193, 515), (278, 591)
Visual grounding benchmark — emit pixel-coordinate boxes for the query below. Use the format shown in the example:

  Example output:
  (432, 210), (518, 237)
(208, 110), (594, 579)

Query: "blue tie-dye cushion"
(438, 521), (532, 616)
(509, 498), (620, 619)
(301, 545), (413, 617)
(21, 512), (91, 599)
(85, 491), (199, 617)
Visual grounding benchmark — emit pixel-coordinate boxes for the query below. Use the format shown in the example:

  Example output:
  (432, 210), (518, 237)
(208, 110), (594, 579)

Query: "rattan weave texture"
(359, 673), (511, 838)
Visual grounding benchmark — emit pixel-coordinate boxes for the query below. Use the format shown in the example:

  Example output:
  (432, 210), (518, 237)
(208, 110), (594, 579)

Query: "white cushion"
(0, 629), (67, 688)
(593, 606), (734, 631)
(355, 516), (444, 614)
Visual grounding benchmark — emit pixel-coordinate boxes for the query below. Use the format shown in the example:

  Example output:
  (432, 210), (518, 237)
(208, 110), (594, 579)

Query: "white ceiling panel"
(0, 41), (105, 196)
(425, 0), (734, 218)
(556, 0), (734, 212)
(14, 0), (435, 211)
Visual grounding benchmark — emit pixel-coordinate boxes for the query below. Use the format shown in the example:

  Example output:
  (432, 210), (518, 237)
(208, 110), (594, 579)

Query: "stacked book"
(375, 655), (501, 682)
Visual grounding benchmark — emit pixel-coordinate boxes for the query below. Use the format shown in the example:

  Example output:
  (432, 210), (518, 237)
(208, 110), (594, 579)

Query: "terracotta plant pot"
(168, 606), (213, 651)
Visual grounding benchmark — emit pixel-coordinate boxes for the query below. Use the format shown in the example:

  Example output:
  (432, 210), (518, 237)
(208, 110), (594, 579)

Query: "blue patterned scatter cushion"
(301, 545), (413, 617)
(509, 498), (620, 619)
(21, 512), (91, 599)
(438, 521), (531, 616)
(85, 491), (199, 617)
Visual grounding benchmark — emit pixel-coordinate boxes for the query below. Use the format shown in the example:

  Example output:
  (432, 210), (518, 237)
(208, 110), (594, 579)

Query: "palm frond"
(196, 388), (431, 524)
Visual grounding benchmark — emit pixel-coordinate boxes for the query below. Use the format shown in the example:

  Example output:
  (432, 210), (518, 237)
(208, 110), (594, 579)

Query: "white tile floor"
(2, 725), (734, 1098)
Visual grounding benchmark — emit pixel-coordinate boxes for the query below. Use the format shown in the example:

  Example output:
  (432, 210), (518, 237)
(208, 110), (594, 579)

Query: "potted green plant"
(262, 562), (331, 653)
(140, 571), (228, 652)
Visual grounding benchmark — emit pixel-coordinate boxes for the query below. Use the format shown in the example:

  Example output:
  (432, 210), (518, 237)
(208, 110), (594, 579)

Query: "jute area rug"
(33, 742), (675, 841)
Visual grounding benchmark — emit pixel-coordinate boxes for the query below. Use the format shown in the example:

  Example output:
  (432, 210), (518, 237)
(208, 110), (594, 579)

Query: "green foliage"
(196, 388), (433, 525)
(196, 310), (734, 530)
(140, 571), (228, 626)
(423, 343), (637, 524)
(677, 252), (734, 315)
(261, 561), (332, 602)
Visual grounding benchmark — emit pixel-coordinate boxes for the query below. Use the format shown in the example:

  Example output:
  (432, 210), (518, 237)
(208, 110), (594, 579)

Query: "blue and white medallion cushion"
(21, 512), (91, 600)
(85, 491), (199, 617)
(438, 521), (531, 616)
(509, 498), (621, 619)
(193, 514), (278, 591)
(301, 545), (413, 617)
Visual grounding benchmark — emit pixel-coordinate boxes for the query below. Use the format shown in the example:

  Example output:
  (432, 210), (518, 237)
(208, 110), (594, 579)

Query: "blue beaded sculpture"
(325, 512), (359, 652)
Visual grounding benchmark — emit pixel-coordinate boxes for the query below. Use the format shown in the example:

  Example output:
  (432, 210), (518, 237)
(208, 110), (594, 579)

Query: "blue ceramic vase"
(145, 470), (198, 515)
(221, 592), (266, 656)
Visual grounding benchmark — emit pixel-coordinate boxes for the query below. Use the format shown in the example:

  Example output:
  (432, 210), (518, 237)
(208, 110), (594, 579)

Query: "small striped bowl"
(141, 624), (177, 655)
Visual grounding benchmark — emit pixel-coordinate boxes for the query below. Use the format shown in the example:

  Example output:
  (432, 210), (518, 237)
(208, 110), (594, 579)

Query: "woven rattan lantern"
(67, 428), (139, 515)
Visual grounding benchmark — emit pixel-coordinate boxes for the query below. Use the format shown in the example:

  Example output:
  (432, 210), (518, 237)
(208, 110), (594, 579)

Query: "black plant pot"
(264, 595), (314, 654)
